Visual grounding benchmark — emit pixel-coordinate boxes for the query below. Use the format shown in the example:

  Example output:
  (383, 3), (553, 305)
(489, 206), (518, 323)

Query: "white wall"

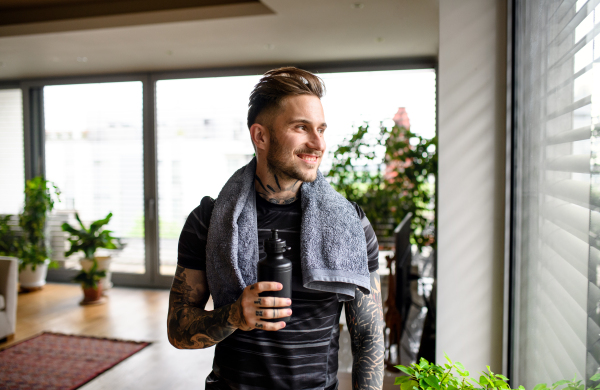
(437, 0), (507, 373)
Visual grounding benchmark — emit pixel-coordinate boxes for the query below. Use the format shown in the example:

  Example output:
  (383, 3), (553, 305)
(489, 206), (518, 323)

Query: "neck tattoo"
(255, 174), (300, 205)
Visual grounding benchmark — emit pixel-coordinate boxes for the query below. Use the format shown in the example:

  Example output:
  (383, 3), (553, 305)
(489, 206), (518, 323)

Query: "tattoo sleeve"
(344, 271), (385, 390)
(167, 265), (247, 349)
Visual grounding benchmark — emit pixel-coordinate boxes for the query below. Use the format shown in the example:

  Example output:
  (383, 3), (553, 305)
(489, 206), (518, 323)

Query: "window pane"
(319, 69), (436, 172)
(156, 76), (259, 276)
(156, 70), (436, 276)
(0, 89), (24, 215)
(44, 82), (145, 274)
(513, 0), (599, 386)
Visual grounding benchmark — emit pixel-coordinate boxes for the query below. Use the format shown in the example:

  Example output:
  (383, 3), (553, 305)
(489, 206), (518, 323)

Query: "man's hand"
(229, 282), (292, 331)
(167, 267), (292, 350)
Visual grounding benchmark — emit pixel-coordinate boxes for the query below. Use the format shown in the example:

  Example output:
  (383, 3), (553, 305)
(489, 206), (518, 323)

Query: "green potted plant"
(18, 177), (60, 291)
(61, 212), (123, 291)
(395, 353), (599, 390)
(72, 258), (106, 305)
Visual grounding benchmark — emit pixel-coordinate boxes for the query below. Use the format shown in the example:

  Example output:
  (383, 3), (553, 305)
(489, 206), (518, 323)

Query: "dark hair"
(247, 67), (325, 129)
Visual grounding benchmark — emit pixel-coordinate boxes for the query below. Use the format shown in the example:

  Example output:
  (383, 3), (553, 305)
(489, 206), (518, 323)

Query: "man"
(167, 67), (384, 390)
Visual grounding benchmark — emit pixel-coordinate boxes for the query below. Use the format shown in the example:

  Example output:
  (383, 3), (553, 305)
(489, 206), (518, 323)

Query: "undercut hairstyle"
(247, 67), (325, 129)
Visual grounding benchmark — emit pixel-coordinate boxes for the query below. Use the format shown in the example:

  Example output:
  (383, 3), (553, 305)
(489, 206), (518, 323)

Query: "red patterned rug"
(0, 332), (150, 390)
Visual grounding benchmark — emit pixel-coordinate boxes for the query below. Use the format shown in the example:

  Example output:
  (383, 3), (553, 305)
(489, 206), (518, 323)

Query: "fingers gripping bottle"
(258, 229), (292, 322)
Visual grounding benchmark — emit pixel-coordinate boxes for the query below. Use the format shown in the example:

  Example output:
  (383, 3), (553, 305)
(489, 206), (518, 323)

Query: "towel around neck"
(205, 157), (371, 309)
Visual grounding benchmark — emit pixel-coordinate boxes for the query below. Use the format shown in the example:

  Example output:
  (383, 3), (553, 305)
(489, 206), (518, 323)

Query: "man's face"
(266, 95), (327, 183)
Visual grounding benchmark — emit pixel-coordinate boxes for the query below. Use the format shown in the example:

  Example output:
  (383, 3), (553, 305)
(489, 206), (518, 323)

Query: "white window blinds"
(513, 0), (600, 387)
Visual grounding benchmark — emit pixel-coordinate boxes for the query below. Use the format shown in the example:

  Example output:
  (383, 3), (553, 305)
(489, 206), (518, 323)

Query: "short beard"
(266, 129), (320, 183)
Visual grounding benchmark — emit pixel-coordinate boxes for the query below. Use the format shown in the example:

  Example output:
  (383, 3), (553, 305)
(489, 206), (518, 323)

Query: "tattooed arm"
(167, 265), (291, 349)
(344, 271), (385, 390)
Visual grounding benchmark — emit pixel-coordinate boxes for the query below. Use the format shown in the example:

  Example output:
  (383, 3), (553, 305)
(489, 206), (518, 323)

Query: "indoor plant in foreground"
(395, 353), (599, 390)
(62, 212), (123, 292)
(18, 177), (61, 291)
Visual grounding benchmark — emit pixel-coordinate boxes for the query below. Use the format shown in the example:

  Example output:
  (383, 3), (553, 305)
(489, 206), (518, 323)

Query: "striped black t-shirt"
(177, 193), (379, 390)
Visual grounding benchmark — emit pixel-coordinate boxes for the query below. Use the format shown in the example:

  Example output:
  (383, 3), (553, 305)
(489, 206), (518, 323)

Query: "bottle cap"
(264, 229), (289, 254)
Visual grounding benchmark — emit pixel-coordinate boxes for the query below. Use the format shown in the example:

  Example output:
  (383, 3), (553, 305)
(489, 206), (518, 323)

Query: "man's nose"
(306, 129), (326, 152)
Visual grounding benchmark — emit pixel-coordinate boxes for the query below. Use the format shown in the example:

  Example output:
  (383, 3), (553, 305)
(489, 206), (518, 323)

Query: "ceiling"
(0, 0), (439, 81)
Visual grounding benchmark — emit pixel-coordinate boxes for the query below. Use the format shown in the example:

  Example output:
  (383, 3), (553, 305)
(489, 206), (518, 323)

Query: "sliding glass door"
(155, 76), (259, 276)
(36, 67), (435, 287)
(44, 82), (145, 275)
(154, 69), (436, 277)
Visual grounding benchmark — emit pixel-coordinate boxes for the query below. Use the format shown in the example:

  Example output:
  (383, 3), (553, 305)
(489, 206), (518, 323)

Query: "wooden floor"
(1, 283), (398, 390)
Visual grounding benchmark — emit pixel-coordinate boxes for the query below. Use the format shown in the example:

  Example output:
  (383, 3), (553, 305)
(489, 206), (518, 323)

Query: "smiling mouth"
(297, 154), (319, 164)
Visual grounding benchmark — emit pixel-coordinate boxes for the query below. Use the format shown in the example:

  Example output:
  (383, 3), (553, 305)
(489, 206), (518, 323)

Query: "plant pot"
(81, 284), (104, 305)
(19, 260), (50, 291)
(80, 256), (112, 290)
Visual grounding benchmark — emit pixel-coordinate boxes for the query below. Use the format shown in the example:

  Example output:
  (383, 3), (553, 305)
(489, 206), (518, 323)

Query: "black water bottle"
(258, 229), (292, 322)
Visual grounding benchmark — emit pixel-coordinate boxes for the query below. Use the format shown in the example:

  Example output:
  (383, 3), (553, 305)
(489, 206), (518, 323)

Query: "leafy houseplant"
(0, 215), (20, 257)
(62, 212), (123, 294)
(19, 177), (60, 269)
(73, 259), (106, 304)
(395, 354), (600, 390)
(62, 212), (122, 260)
(327, 124), (437, 250)
(17, 177), (60, 290)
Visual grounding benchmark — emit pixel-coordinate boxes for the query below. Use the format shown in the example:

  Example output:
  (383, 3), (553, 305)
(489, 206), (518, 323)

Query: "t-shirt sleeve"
(351, 202), (380, 273)
(176, 196), (214, 271)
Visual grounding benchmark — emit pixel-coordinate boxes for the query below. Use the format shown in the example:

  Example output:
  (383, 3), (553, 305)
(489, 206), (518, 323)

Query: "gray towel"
(206, 157), (370, 309)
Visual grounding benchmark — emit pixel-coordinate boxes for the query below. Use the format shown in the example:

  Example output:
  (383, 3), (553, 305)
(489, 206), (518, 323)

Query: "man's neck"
(254, 166), (301, 205)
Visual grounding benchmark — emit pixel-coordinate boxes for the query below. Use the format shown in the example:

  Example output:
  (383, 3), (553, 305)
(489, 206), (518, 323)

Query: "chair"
(0, 256), (18, 342)
(394, 212), (416, 340)
(384, 212), (417, 368)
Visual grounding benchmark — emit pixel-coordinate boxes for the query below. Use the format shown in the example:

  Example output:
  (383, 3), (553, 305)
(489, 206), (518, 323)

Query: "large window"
(15, 66), (436, 285)
(44, 82), (145, 274)
(155, 69), (436, 275)
(156, 76), (259, 275)
(512, 0), (599, 386)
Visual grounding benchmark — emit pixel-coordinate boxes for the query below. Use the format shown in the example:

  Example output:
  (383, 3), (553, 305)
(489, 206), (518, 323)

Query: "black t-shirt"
(177, 193), (379, 390)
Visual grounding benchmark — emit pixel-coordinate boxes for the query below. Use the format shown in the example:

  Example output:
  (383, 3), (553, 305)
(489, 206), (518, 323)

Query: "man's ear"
(249, 123), (269, 152)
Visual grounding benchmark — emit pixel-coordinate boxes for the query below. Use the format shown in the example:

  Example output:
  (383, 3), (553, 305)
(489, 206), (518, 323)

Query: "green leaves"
(396, 375), (420, 390)
(396, 376), (411, 385)
(424, 376), (441, 389)
(395, 354), (596, 390)
(326, 123), (437, 250)
(17, 177), (60, 269)
(397, 366), (416, 376)
(403, 380), (420, 390)
(73, 258), (106, 288)
(0, 215), (21, 257)
(62, 212), (123, 260)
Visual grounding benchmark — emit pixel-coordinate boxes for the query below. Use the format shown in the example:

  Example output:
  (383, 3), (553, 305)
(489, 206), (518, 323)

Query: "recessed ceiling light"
(76, 56), (88, 63)
(264, 44), (275, 50)
(351, 3), (364, 9)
